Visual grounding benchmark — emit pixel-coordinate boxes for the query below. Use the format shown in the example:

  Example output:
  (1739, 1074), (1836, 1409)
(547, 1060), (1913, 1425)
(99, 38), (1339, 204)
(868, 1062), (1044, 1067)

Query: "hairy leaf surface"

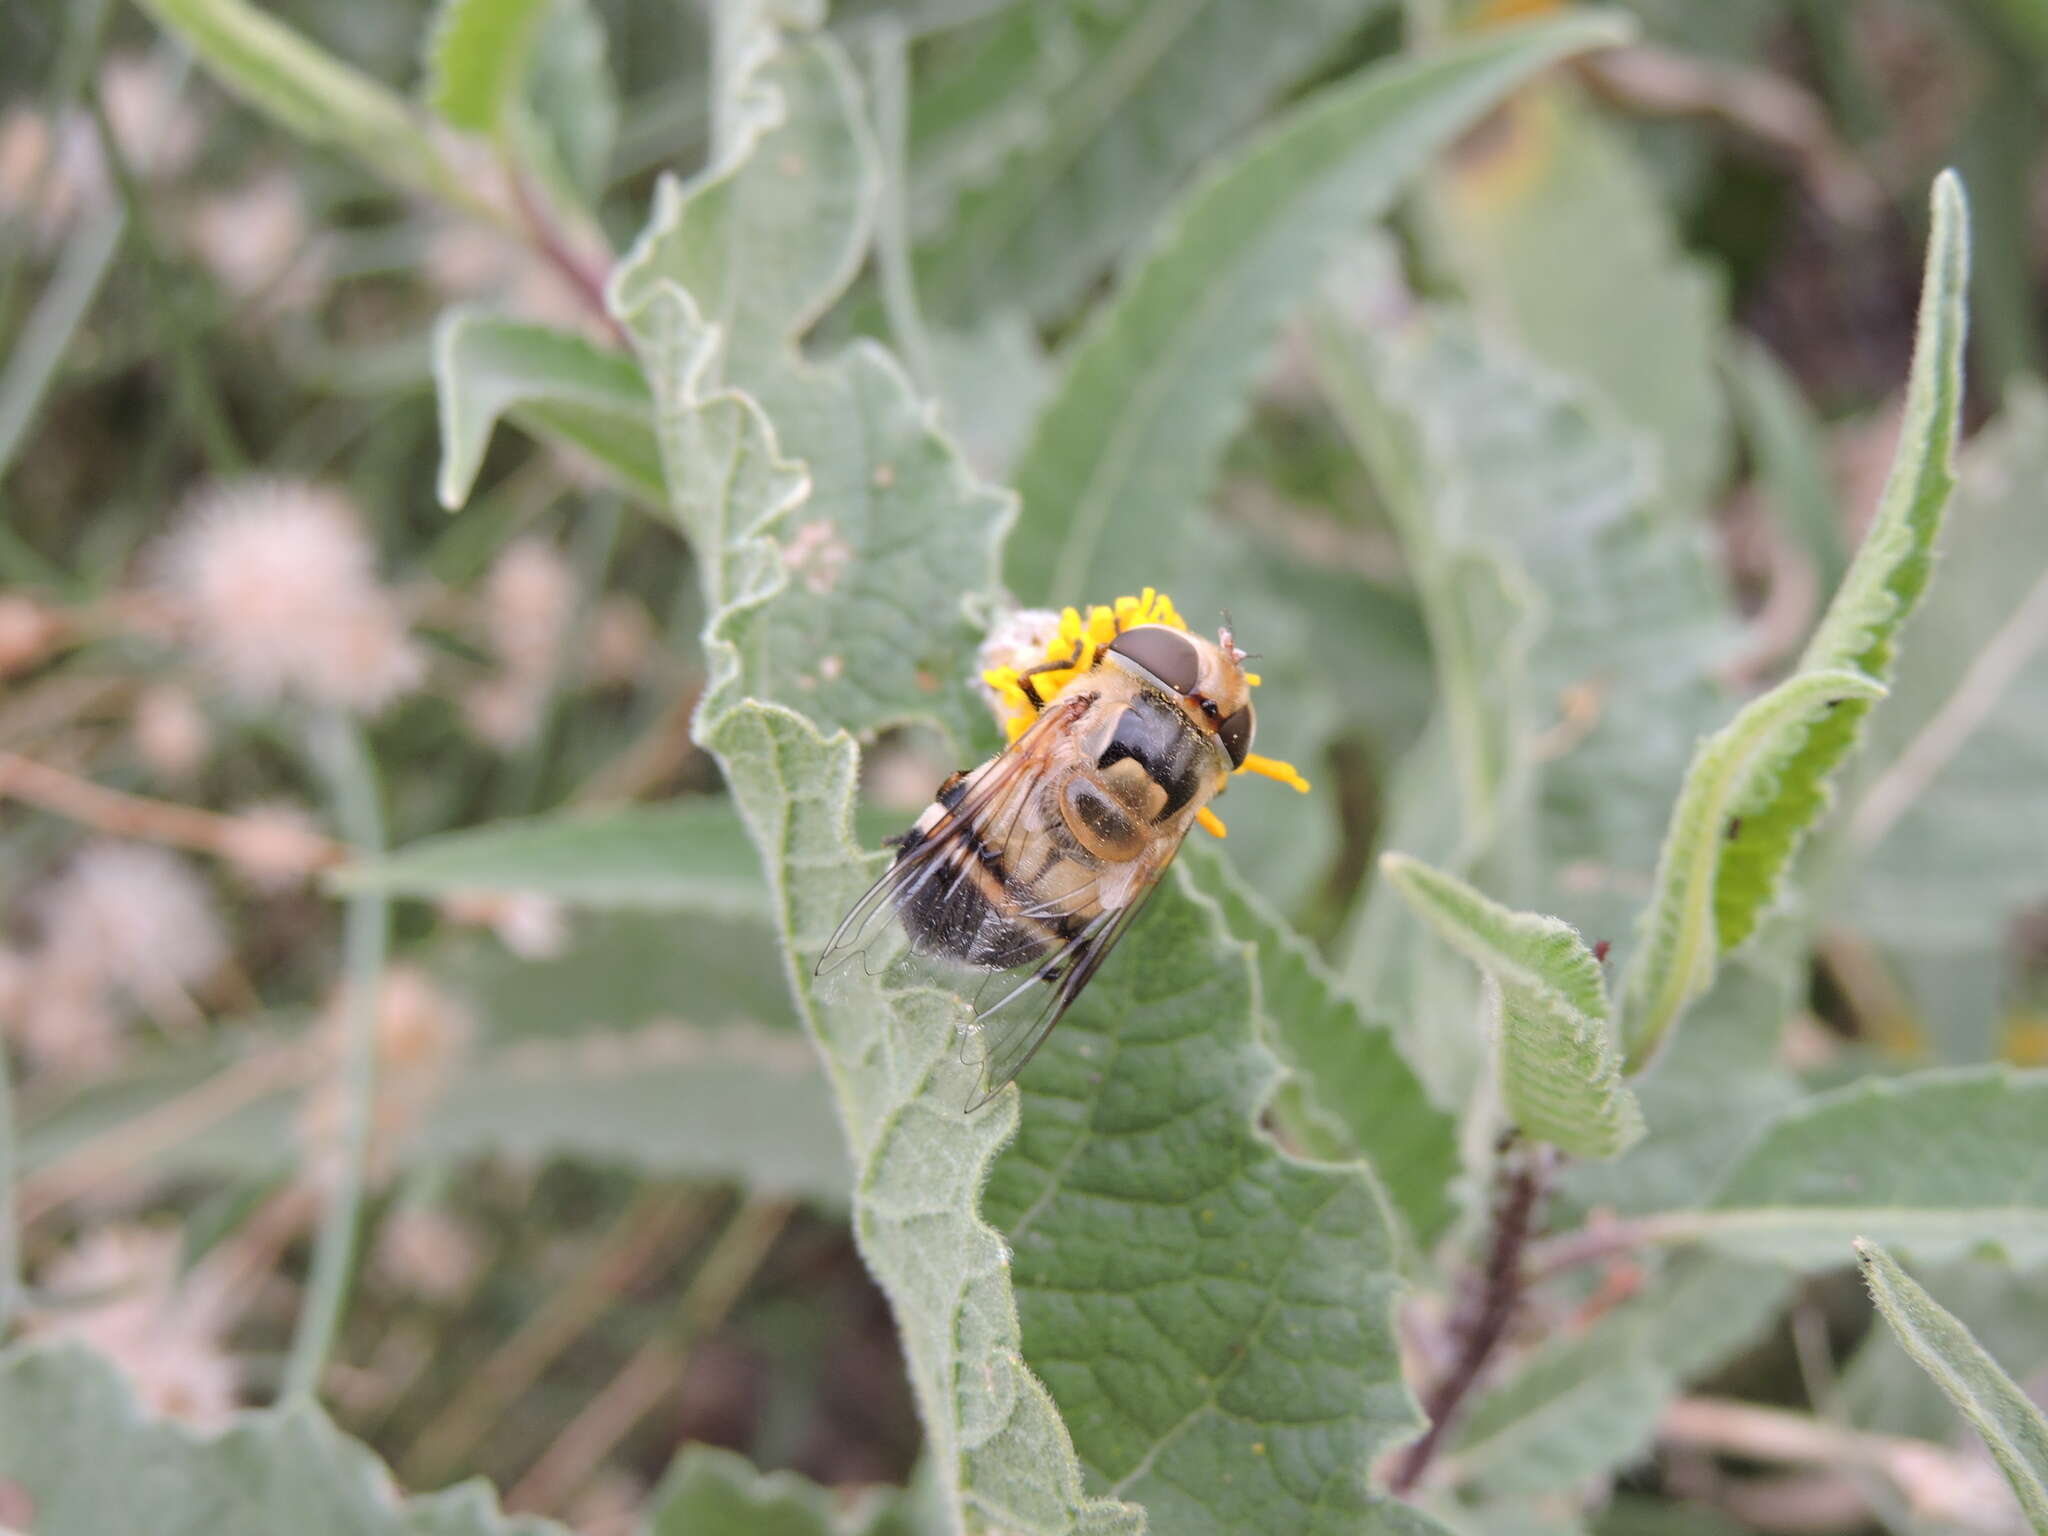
(1008, 13), (1633, 605)
(1618, 172), (1970, 1067)
(1184, 850), (1459, 1246)
(1381, 855), (1640, 1159)
(433, 310), (662, 509)
(913, 0), (1383, 324)
(0, 1342), (563, 1535)
(1855, 1241), (2048, 1531)
(1668, 1067), (2048, 1267)
(982, 867), (1425, 1534)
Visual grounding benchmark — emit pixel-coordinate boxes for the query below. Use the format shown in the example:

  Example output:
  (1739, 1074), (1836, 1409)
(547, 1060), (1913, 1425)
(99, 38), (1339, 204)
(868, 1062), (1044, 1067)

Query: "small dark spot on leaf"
(1726, 816), (1743, 840)
(915, 669), (939, 692)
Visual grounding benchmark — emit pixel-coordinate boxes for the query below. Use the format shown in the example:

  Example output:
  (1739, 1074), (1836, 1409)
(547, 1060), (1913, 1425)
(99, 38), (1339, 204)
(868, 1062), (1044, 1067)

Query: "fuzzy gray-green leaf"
(425, 0), (553, 133)
(1425, 86), (1728, 513)
(1855, 1240), (2048, 1532)
(433, 309), (662, 509)
(982, 866), (1425, 1535)
(1663, 1066), (2048, 1268)
(912, 0), (1387, 325)
(1183, 849), (1460, 1246)
(0, 1341), (563, 1535)
(335, 800), (769, 917)
(1617, 667), (1886, 1070)
(1380, 854), (1640, 1159)
(1008, 13), (1634, 605)
(1617, 172), (1971, 1069)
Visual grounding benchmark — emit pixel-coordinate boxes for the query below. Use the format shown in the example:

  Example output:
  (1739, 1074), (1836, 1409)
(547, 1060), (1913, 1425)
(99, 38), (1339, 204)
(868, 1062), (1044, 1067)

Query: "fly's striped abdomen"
(895, 759), (1102, 969)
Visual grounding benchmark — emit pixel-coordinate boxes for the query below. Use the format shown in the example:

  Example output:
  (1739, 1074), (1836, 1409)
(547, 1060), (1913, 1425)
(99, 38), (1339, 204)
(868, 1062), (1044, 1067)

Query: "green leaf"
(334, 800), (770, 918)
(1007, 12), (1635, 606)
(645, 1444), (915, 1535)
(1855, 1240), (2048, 1532)
(416, 1022), (848, 1201)
(1312, 290), (1737, 955)
(521, 0), (620, 205)
(1843, 381), (2048, 952)
(617, 283), (1010, 756)
(1182, 850), (1460, 1246)
(1659, 1066), (2048, 1268)
(1424, 86), (1729, 512)
(1712, 173), (1970, 949)
(129, 0), (485, 214)
(0, 1341), (564, 1535)
(426, 0), (554, 134)
(1616, 667), (1886, 1069)
(1380, 854), (1640, 1160)
(1613, 170), (1967, 1067)
(433, 309), (662, 510)
(912, 0), (1390, 325)
(1842, 1258), (2048, 1443)
(609, 37), (879, 390)
(611, 18), (1141, 1524)
(982, 866), (1426, 1535)
(708, 703), (1142, 1536)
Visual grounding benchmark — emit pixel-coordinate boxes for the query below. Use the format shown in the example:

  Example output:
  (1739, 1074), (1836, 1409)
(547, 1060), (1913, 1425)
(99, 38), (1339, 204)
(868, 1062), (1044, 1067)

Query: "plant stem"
(505, 161), (625, 346)
(282, 712), (389, 1403)
(1388, 1144), (1552, 1495)
(0, 749), (347, 871)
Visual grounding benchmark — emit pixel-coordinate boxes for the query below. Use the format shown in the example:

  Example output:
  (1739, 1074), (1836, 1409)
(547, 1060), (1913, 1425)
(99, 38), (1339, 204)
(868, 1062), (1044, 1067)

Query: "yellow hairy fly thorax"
(978, 588), (1310, 838)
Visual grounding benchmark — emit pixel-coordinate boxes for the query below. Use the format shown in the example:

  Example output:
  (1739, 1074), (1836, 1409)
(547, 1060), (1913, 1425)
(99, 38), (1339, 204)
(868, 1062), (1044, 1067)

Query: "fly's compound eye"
(1104, 624), (1201, 694)
(1217, 704), (1255, 769)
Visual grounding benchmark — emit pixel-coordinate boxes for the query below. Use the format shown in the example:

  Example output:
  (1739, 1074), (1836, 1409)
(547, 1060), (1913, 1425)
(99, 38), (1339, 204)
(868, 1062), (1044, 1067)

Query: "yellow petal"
(1239, 753), (1311, 793)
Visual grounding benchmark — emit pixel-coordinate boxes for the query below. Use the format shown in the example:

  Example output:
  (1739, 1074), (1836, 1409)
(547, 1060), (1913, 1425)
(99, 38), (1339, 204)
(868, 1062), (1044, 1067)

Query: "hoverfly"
(816, 593), (1307, 1109)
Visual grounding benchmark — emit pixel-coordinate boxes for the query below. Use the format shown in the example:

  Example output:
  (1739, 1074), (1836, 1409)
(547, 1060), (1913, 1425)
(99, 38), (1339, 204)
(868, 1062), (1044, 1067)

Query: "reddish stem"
(1388, 1145), (1552, 1495)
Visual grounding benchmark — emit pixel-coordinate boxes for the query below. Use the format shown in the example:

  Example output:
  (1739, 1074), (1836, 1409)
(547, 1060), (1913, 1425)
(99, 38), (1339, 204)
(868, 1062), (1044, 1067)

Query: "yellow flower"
(979, 588), (1309, 839)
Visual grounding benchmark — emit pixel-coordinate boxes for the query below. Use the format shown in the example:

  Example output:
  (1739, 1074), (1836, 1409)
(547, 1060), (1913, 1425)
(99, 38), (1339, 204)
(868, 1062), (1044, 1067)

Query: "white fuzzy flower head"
(974, 606), (1063, 720)
(33, 1225), (237, 1425)
(37, 842), (226, 1012)
(157, 479), (423, 714)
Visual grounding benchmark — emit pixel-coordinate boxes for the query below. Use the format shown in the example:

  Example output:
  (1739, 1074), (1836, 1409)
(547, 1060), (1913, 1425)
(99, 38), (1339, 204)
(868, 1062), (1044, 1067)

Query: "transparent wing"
(811, 698), (1170, 1109)
(959, 872), (1166, 1111)
(813, 709), (1068, 983)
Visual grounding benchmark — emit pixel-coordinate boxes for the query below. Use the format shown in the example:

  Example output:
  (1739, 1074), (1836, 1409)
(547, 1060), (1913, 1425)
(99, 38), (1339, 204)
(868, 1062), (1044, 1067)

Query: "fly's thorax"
(1062, 682), (1228, 850)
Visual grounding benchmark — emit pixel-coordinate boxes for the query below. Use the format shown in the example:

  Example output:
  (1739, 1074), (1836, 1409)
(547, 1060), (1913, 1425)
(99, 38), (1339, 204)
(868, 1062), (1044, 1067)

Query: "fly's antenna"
(1217, 611), (1247, 664)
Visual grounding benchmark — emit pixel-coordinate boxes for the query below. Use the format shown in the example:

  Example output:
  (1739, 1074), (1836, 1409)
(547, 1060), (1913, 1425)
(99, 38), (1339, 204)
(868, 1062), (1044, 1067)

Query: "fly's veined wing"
(812, 700), (1171, 1108)
(958, 873), (1167, 1111)
(813, 710), (1066, 986)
